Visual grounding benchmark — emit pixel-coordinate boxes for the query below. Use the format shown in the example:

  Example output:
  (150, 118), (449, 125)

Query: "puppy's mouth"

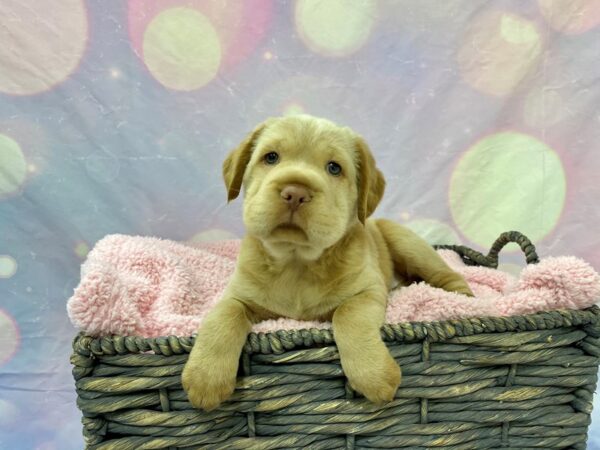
(274, 223), (304, 232)
(270, 218), (308, 242)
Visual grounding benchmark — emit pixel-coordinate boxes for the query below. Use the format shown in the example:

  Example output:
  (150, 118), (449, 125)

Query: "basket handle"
(434, 231), (539, 268)
(487, 231), (539, 266)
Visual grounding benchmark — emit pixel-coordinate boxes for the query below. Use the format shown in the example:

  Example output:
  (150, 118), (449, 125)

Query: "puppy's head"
(223, 115), (385, 259)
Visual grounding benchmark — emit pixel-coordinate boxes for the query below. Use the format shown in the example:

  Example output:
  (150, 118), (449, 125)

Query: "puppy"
(182, 114), (473, 411)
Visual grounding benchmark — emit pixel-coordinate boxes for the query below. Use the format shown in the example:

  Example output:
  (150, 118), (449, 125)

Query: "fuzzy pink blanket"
(67, 235), (600, 338)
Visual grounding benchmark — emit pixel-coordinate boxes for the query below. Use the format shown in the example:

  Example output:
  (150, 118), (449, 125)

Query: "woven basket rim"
(72, 305), (600, 357)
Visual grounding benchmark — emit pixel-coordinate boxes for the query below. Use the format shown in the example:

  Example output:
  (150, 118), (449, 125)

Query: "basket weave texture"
(71, 232), (600, 449)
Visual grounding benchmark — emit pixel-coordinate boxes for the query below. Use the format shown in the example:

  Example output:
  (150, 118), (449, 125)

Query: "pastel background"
(1, 0), (599, 448)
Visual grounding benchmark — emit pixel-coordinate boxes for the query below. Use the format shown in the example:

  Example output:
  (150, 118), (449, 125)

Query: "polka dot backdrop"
(295, 0), (377, 57)
(142, 7), (223, 91)
(0, 0), (88, 96)
(1, 1), (599, 448)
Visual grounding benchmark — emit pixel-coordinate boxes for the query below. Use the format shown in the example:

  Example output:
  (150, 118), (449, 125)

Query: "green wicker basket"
(71, 231), (600, 449)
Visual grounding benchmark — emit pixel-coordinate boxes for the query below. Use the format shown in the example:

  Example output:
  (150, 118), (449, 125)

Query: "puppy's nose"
(280, 184), (312, 211)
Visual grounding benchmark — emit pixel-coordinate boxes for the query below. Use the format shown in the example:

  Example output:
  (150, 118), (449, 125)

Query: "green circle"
(0, 134), (27, 196)
(404, 219), (461, 245)
(295, 0), (376, 57)
(449, 132), (566, 247)
(143, 7), (222, 91)
(74, 243), (90, 259)
(500, 14), (539, 44)
(0, 255), (17, 278)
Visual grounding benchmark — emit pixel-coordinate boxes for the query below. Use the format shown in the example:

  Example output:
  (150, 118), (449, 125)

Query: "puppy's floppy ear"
(222, 121), (270, 202)
(355, 135), (386, 223)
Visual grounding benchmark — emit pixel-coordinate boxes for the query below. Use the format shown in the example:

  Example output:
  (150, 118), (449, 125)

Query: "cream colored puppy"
(182, 115), (473, 411)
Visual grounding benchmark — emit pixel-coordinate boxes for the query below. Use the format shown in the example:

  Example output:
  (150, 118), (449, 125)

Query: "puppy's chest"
(255, 268), (343, 320)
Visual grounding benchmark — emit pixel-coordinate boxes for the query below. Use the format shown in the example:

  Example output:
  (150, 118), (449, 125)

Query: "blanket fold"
(67, 235), (600, 337)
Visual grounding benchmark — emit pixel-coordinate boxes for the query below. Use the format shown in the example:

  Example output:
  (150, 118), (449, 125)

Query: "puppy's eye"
(264, 152), (279, 165)
(326, 161), (342, 176)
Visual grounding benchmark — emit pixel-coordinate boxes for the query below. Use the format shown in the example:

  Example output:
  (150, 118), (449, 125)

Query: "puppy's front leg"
(182, 297), (253, 411)
(333, 292), (401, 404)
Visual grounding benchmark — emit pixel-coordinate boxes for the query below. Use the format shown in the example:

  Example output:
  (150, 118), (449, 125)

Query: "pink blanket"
(66, 235), (600, 338)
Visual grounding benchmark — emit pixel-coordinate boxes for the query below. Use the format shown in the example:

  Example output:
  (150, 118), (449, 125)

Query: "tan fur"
(182, 115), (473, 411)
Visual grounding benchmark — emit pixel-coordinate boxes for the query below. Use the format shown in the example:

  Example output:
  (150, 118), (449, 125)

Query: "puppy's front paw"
(181, 355), (237, 411)
(344, 351), (401, 404)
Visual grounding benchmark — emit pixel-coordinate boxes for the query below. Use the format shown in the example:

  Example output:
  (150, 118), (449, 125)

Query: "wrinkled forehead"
(256, 116), (357, 162)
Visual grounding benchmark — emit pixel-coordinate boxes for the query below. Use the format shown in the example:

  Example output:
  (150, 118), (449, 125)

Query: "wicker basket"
(71, 232), (600, 449)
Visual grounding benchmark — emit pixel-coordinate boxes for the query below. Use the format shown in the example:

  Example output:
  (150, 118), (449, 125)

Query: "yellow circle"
(143, 7), (222, 91)
(0, 0), (88, 95)
(457, 12), (542, 96)
(0, 310), (19, 365)
(449, 132), (566, 247)
(295, 0), (376, 57)
(404, 219), (461, 245)
(0, 134), (27, 196)
(0, 255), (17, 278)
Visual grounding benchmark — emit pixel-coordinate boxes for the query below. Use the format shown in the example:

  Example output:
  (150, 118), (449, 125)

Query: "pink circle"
(538, 0), (600, 35)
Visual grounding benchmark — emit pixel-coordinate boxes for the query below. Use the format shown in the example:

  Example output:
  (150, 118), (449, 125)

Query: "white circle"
(0, 0), (88, 95)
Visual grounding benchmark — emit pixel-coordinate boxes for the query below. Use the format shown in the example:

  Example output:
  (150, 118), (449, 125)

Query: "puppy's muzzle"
(280, 184), (312, 212)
